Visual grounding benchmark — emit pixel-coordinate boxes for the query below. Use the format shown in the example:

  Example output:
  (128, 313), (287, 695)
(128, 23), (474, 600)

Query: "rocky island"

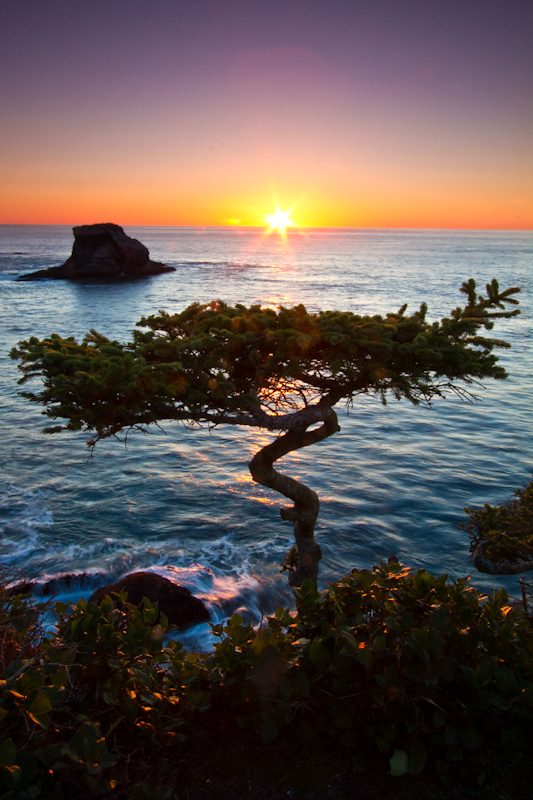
(16, 222), (175, 280)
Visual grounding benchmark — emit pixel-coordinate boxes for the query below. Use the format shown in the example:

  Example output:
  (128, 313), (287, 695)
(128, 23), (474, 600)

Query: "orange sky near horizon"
(1, 1), (532, 230)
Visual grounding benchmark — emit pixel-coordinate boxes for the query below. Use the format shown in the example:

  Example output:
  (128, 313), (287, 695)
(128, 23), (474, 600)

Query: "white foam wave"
(139, 563), (290, 652)
(0, 483), (54, 562)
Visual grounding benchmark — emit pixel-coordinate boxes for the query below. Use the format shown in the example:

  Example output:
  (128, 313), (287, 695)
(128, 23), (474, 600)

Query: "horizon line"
(0, 223), (531, 232)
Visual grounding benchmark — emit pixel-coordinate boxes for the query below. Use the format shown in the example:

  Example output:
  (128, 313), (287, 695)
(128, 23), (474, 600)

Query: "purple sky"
(1, 0), (532, 227)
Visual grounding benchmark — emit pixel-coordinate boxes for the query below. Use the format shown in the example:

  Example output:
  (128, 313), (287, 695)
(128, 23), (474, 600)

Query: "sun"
(264, 206), (295, 234)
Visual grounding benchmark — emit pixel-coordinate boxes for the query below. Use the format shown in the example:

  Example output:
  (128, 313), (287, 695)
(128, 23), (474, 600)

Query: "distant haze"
(1, 0), (531, 229)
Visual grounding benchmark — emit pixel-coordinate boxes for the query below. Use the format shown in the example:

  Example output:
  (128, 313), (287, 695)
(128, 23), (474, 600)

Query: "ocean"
(1, 225), (531, 649)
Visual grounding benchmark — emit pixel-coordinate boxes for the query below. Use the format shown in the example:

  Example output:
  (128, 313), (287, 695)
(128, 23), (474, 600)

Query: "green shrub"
(0, 568), (46, 673)
(201, 607), (301, 744)
(1, 561), (532, 796)
(291, 562), (533, 775)
(196, 562), (533, 776)
(0, 591), (189, 798)
(463, 476), (533, 574)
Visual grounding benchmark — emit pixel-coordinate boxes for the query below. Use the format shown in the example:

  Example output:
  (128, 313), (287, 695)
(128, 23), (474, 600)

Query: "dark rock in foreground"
(17, 223), (175, 281)
(7, 571), (99, 597)
(89, 572), (210, 629)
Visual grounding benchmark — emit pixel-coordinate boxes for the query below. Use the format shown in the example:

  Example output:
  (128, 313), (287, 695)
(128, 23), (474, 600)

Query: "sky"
(1, 0), (532, 229)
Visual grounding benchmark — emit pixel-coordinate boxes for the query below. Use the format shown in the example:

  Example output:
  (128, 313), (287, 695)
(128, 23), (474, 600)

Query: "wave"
(6, 561), (289, 652)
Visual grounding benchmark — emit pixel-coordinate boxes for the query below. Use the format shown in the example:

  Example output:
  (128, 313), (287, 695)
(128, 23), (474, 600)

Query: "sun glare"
(264, 206), (295, 234)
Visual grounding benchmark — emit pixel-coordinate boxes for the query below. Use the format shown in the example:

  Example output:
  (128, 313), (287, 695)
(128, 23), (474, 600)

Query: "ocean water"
(0, 225), (531, 648)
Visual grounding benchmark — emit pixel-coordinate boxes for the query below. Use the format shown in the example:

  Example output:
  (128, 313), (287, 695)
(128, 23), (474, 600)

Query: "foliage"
(0, 590), (189, 798)
(291, 562), (533, 776)
(10, 280), (520, 443)
(199, 562), (533, 776)
(463, 477), (533, 575)
(0, 569), (46, 674)
(2, 562), (532, 797)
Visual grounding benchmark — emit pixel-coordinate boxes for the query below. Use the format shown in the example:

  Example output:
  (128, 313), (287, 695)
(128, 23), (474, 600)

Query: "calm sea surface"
(0, 225), (531, 647)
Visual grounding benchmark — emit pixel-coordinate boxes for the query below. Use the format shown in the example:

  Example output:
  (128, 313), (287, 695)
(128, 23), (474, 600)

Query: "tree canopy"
(11, 279), (520, 586)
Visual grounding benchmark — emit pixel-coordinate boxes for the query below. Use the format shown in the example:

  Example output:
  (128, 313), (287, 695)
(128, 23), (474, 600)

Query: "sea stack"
(17, 223), (175, 280)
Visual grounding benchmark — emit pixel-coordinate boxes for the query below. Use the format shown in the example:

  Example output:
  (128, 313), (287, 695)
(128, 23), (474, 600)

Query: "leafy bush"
(1, 561), (532, 797)
(0, 591), (189, 798)
(291, 562), (533, 775)
(197, 562), (533, 777)
(463, 476), (533, 575)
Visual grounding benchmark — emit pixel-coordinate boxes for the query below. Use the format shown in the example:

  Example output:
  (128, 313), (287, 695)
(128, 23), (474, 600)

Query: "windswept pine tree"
(11, 279), (520, 588)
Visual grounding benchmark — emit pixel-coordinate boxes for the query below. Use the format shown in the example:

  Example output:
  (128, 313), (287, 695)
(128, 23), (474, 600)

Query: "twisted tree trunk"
(249, 407), (340, 588)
